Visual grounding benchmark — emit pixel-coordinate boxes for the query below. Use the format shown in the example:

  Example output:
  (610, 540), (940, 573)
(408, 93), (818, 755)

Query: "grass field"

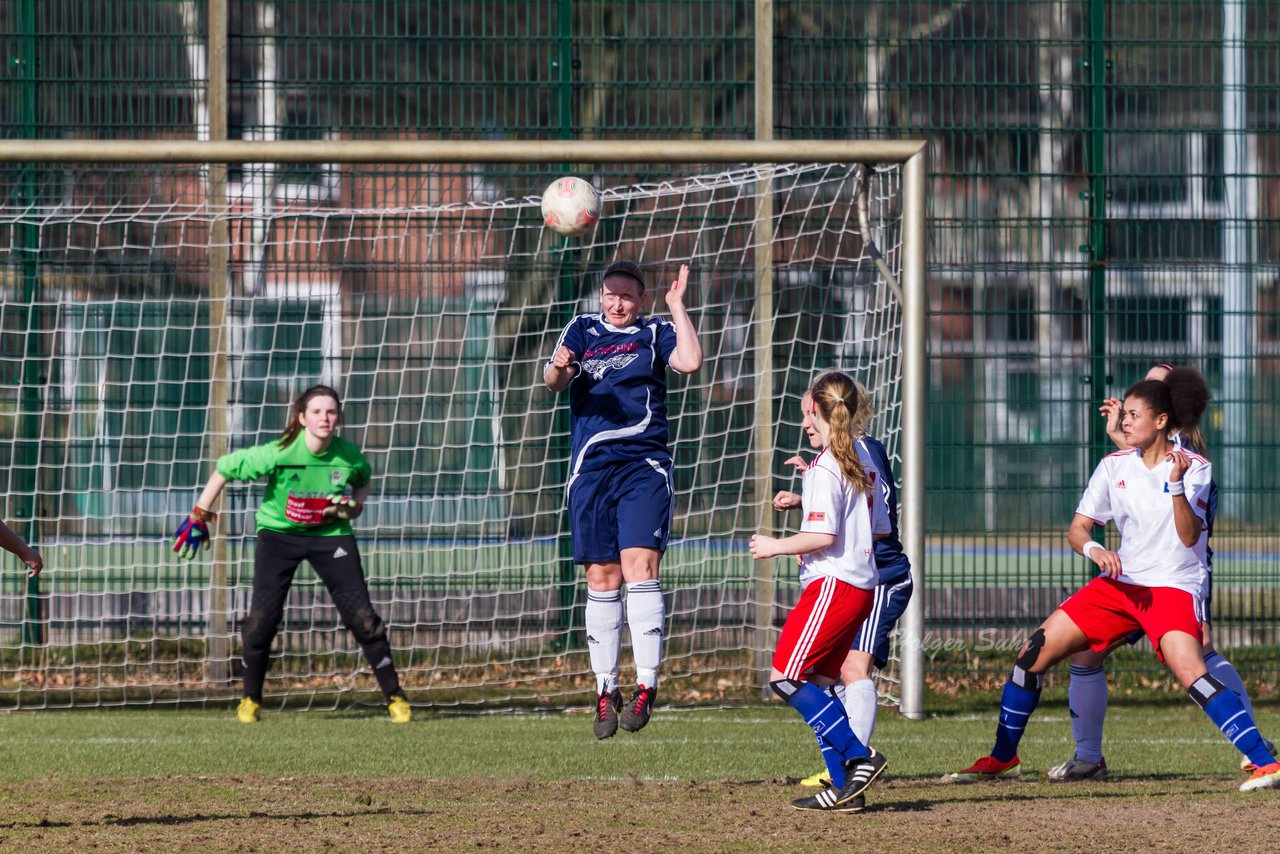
(2, 698), (1278, 851)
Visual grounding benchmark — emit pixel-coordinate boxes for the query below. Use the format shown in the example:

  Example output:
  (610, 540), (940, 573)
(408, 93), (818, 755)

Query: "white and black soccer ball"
(540, 176), (600, 237)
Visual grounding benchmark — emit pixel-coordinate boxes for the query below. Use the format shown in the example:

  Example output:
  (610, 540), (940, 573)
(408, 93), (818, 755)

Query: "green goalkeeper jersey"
(216, 435), (372, 536)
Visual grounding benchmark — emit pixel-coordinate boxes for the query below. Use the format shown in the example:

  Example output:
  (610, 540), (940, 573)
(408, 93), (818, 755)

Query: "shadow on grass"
(2, 805), (435, 830)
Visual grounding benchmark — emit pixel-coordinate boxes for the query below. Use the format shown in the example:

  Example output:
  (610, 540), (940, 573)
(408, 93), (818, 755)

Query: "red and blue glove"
(172, 506), (216, 559)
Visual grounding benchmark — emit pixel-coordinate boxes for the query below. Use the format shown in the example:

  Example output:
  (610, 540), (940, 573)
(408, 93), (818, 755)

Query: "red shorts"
(1059, 576), (1203, 662)
(772, 576), (875, 681)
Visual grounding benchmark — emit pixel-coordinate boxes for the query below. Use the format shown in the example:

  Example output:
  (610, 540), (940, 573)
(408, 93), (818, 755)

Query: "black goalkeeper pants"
(240, 529), (400, 701)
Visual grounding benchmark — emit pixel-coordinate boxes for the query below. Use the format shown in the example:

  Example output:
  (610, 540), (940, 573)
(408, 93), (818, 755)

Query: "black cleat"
(791, 792), (865, 813)
(619, 685), (656, 733)
(793, 747), (887, 810)
(840, 747), (888, 799)
(594, 689), (622, 740)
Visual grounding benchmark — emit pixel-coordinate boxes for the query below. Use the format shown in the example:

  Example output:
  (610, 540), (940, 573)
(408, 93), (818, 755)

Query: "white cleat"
(1047, 756), (1108, 782)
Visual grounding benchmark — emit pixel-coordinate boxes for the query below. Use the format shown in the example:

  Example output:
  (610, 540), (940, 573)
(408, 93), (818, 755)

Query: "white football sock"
(585, 588), (622, 694)
(1068, 663), (1108, 763)
(626, 579), (665, 688)
(844, 678), (879, 746)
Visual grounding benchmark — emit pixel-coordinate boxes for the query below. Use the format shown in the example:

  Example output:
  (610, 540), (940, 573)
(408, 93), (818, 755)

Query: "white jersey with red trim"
(797, 449), (879, 590)
(1075, 447), (1211, 596)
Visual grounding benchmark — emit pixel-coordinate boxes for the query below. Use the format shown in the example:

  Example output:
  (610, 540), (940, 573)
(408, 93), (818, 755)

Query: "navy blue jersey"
(550, 313), (679, 477)
(856, 434), (911, 583)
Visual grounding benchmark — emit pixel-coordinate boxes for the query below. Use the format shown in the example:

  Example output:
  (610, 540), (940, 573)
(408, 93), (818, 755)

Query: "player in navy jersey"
(780, 381), (914, 788)
(544, 260), (702, 739)
(1052, 364), (1272, 781)
(751, 371), (888, 811)
(950, 368), (1280, 791)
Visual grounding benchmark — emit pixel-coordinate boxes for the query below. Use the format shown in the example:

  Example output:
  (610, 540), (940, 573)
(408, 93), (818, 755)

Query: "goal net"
(0, 154), (912, 712)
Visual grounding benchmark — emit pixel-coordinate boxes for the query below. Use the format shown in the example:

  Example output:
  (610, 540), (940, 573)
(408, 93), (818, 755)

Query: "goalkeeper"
(172, 384), (411, 725)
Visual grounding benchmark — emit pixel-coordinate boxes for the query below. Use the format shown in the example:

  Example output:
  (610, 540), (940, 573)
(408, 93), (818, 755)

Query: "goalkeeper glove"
(172, 506), (216, 559)
(322, 495), (363, 521)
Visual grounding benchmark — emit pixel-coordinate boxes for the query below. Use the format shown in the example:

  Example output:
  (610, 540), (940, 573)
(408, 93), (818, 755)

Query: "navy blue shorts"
(850, 573), (914, 669)
(1201, 566), (1213, 624)
(568, 458), (673, 564)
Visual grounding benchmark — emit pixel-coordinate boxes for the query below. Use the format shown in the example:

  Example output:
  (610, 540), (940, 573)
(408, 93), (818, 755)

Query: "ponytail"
(809, 371), (871, 494)
(1164, 367), (1211, 453)
(279, 384), (342, 448)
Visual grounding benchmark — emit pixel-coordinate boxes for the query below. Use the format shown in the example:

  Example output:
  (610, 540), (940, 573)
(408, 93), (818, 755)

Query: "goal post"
(0, 140), (926, 718)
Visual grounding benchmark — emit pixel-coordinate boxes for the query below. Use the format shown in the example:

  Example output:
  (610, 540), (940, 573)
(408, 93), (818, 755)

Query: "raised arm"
(664, 264), (703, 374)
(1100, 398), (1125, 450)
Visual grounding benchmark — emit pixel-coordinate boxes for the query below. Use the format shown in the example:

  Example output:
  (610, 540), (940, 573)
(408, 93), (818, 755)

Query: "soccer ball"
(541, 176), (600, 237)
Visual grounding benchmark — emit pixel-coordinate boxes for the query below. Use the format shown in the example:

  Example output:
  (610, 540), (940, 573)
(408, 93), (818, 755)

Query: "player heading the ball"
(544, 260), (702, 739)
(173, 384), (412, 725)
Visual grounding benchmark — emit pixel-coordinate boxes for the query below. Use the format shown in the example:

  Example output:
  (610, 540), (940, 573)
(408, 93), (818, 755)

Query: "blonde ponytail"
(810, 372), (871, 493)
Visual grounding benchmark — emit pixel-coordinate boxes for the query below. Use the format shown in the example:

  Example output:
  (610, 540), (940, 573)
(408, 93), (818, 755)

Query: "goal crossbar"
(0, 139), (925, 165)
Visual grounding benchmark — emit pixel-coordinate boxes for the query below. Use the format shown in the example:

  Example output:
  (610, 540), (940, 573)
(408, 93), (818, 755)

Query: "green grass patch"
(0, 699), (1274, 783)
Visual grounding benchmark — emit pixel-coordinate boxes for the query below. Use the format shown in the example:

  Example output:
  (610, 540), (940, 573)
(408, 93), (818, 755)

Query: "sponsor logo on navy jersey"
(557, 314), (675, 473)
(582, 349), (640, 380)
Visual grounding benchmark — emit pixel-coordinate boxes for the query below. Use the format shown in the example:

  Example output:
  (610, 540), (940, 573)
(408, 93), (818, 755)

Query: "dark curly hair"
(1122, 367), (1210, 451)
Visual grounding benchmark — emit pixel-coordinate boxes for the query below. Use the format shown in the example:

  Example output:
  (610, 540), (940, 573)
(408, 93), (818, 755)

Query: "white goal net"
(0, 157), (908, 711)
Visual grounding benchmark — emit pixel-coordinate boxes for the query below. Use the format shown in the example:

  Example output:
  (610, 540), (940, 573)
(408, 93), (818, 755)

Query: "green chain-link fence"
(1, 0), (1277, 697)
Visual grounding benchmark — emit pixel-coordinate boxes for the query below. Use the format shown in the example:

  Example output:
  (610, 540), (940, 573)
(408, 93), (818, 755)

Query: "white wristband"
(1082, 541), (1104, 560)
(1167, 481), (1185, 496)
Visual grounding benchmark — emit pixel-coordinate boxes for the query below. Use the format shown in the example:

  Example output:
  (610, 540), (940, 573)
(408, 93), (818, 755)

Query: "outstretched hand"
(783, 455), (809, 473)
(172, 508), (216, 560)
(748, 533), (781, 560)
(664, 264), (690, 311)
(20, 549), (42, 578)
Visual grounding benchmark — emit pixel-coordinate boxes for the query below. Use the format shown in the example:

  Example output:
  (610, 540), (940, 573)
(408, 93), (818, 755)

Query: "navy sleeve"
(655, 318), (678, 364)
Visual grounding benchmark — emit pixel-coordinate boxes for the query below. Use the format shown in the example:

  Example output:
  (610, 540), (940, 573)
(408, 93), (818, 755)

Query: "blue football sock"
(1190, 674), (1277, 768)
(1204, 651), (1257, 719)
(1067, 663), (1108, 764)
(772, 680), (868, 788)
(992, 666), (1042, 763)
